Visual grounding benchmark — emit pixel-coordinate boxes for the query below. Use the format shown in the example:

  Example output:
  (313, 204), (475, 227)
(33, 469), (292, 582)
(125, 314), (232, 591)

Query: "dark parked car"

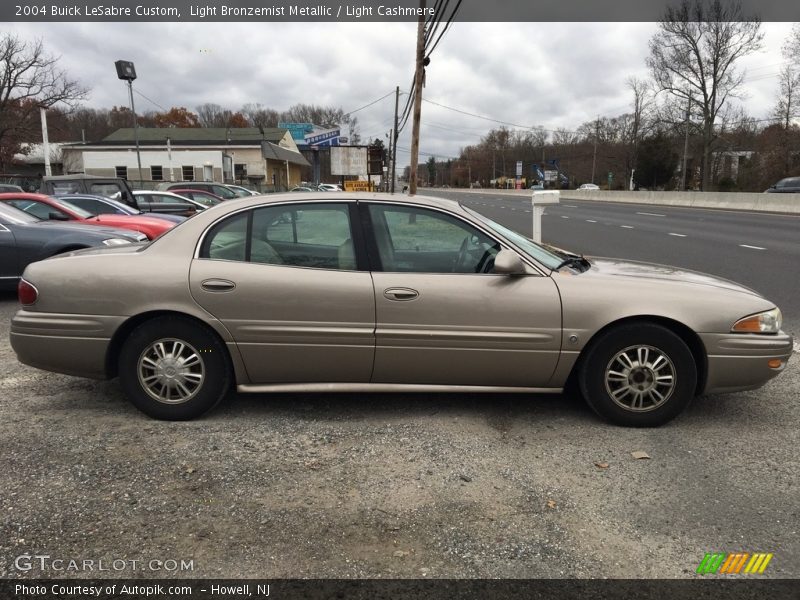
(157, 181), (239, 200)
(59, 194), (186, 224)
(167, 189), (224, 207)
(40, 175), (193, 217)
(0, 184), (24, 193)
(129, 191), (202, 217)
(765, 177), (800, 193)
(0, 202), (145, 290)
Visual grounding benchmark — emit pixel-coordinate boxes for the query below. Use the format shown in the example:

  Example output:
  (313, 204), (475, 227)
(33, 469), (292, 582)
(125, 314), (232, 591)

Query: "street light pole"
(391, 85), (399, 194)
(126, 80), (143, 182)
(115, 60), (143, 184)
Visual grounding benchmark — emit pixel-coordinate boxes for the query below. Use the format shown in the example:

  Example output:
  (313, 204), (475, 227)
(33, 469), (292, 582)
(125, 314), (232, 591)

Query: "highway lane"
(426, 190), (800, 335)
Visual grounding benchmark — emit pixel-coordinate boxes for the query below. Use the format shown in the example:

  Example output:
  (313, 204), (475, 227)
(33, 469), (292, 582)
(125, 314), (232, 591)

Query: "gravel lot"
(0, 291), (797, 579)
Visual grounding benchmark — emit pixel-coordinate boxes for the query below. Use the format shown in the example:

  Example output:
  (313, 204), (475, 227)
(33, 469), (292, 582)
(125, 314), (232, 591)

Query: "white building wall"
(82, 150), (223, 171)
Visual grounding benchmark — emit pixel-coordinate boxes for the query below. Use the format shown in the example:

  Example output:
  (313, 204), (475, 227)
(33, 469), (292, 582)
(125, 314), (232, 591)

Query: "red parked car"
(0, 193), (175, 240)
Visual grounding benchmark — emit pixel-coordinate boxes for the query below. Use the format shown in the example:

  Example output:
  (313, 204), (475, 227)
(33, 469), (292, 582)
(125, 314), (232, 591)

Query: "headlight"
(102, 238), (133, 246)
(732, 308), (782, 333)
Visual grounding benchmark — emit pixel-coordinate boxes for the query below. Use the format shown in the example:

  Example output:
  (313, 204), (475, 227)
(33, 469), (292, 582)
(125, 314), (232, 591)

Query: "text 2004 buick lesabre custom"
(10, 193), (793, 426)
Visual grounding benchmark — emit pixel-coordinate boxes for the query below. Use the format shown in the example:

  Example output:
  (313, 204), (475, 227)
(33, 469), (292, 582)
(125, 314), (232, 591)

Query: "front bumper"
(700, 331), (794, 394)
(10, 309), (125, 379)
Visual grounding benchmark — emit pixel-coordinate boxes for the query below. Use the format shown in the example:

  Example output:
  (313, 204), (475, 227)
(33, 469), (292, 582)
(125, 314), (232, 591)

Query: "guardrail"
(446, 188), (800, 214)
(558, 190), (800, 214)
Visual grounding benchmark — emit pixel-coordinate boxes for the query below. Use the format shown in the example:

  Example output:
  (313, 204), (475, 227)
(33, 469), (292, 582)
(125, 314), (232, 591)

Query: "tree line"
(0, 32), (359, 170)
(423, 1), (800, 192)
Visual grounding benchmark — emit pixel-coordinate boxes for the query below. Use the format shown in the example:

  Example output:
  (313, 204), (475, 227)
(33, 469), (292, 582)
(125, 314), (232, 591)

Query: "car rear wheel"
(578, 323), (697, 427)
(118, 316), (231, 420)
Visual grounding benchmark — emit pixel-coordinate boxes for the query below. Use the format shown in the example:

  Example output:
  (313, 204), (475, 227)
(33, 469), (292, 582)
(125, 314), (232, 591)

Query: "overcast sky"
(6, 21), (796, 164)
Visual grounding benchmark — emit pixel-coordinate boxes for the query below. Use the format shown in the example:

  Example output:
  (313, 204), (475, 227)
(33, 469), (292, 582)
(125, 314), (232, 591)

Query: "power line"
(425, 0), (463, 58)
(133, 89), (168, 112)
(344, 90), (396, 117)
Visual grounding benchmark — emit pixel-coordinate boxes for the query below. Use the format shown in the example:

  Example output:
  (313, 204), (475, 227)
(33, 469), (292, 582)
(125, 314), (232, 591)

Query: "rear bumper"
(10, 310), (124, 379)
(700, 331), (793, 394)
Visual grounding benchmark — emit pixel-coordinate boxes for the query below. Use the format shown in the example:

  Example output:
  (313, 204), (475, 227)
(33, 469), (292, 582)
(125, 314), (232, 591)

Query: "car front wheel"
(118, 316), (231, 420)
(578, 323), (697, 427)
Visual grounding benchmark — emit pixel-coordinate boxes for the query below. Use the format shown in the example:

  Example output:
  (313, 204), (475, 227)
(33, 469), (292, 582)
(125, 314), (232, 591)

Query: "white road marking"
(563, 204), (578, 208)
(668, 233), (687, 237)
(561, 215), (570, 219)
(794, 342), (799, 354)
(636, 211), (666, 217)
(586, 219), (597, 223)
(739, 244), (766, 250)
(621, 225), (634, 229)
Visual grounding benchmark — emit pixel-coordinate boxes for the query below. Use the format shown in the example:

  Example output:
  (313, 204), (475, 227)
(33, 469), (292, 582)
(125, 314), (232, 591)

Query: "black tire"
(118, 316), (231, 420)
(578, 323), (697, 427)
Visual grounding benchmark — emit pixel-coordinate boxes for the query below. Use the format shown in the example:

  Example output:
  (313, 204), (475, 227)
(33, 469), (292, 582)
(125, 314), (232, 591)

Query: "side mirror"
(49, 212), (70, 221)
(493, 249), (526, 275)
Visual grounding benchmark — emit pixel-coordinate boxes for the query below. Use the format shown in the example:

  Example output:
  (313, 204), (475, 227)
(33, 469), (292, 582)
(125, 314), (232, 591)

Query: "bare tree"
(646, 0), (763, 190)
(240, 103), (280, 129)
(626, 76), (654, 183)
(195, 103), (227, 127)
(0, 33), (88, 169)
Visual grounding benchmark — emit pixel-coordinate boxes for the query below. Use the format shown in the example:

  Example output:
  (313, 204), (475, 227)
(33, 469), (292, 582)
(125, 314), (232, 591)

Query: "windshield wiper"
(554, 254), (590, 272)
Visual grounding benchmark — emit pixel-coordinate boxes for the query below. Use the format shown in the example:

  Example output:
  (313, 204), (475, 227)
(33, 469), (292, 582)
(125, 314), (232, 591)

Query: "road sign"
(516, 161), (523, 177)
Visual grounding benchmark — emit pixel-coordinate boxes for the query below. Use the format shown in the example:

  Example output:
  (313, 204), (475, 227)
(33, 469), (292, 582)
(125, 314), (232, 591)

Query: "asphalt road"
(428, 189), (800, 336)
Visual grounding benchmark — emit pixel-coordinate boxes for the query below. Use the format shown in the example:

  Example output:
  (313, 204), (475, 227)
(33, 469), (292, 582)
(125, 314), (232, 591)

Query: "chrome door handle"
(201, 278), (236, 292)
(383, 287), (419, 301)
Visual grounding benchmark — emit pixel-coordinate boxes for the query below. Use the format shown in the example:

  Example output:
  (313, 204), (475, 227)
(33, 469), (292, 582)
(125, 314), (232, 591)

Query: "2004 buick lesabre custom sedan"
(10, 193), (793, 426)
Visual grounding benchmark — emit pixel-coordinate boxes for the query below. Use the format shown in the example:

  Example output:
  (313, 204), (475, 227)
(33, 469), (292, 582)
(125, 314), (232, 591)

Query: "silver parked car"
(10, 193), (792, 425)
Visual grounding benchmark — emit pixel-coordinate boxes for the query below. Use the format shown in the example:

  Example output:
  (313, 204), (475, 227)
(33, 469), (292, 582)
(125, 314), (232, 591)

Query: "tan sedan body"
(10, 193), (792, 425)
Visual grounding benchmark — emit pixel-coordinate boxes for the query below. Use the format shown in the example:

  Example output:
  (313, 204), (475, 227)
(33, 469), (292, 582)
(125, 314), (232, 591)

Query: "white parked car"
(318, 183), (343, 192)
(578, 183), (600, 191)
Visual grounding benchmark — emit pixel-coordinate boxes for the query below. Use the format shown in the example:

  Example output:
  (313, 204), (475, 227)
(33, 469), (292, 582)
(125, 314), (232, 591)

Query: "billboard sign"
(331, 146), (368, 176)
(516, 161), (523, 178)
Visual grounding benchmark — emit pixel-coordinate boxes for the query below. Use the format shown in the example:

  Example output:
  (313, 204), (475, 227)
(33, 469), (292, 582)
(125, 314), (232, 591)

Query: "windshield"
(0, 201), (41, 224)
(463, 205), (564, 270)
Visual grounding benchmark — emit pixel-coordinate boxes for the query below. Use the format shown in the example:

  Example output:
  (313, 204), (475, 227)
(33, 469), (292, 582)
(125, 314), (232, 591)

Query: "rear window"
(777, 178), (800, 188)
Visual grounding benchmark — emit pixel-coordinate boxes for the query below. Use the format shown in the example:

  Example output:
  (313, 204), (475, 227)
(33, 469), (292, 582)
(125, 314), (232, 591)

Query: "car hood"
(585, 257), (761, 297)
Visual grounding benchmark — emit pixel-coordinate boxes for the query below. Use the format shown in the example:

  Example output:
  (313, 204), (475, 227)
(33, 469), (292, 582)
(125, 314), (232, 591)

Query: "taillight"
(18, 279), (38, 306)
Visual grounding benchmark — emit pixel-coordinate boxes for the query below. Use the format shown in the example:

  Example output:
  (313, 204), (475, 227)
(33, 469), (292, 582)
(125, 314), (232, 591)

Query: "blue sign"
(305, 129), (341, 145)
(278, 122), (314, 141)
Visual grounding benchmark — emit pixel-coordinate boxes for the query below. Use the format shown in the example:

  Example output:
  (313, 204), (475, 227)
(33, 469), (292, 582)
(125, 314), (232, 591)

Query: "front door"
(189, 202), (375, 384)
(364, 203), (562, 387)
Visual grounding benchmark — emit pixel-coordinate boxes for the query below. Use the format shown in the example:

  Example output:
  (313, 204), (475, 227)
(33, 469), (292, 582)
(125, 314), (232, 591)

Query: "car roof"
(203, 191), (463, 212)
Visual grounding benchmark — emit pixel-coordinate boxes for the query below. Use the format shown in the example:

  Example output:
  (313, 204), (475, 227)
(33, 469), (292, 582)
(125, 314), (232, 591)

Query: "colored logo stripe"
(697, 553), (726, 574)
(744, 553), (773, 574)
(697, 552), (773, 574)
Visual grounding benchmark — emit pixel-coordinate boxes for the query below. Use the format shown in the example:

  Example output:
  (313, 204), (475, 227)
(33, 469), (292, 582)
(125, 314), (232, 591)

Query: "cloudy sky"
(6, 21), (795, 164)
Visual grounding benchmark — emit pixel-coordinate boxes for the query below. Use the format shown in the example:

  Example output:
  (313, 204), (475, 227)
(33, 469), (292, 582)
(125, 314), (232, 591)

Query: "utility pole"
(591, 115), (599, 184)
(408, 0), (426, 196)
(391, 85), (399, 193)
(386, 128), (393, 192)
(681, 93), (691, 191)
(40, 107), (52, 176)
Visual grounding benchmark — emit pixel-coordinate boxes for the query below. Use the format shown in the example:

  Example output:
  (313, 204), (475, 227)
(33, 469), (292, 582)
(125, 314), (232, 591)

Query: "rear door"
(189, 201), (375, 384)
